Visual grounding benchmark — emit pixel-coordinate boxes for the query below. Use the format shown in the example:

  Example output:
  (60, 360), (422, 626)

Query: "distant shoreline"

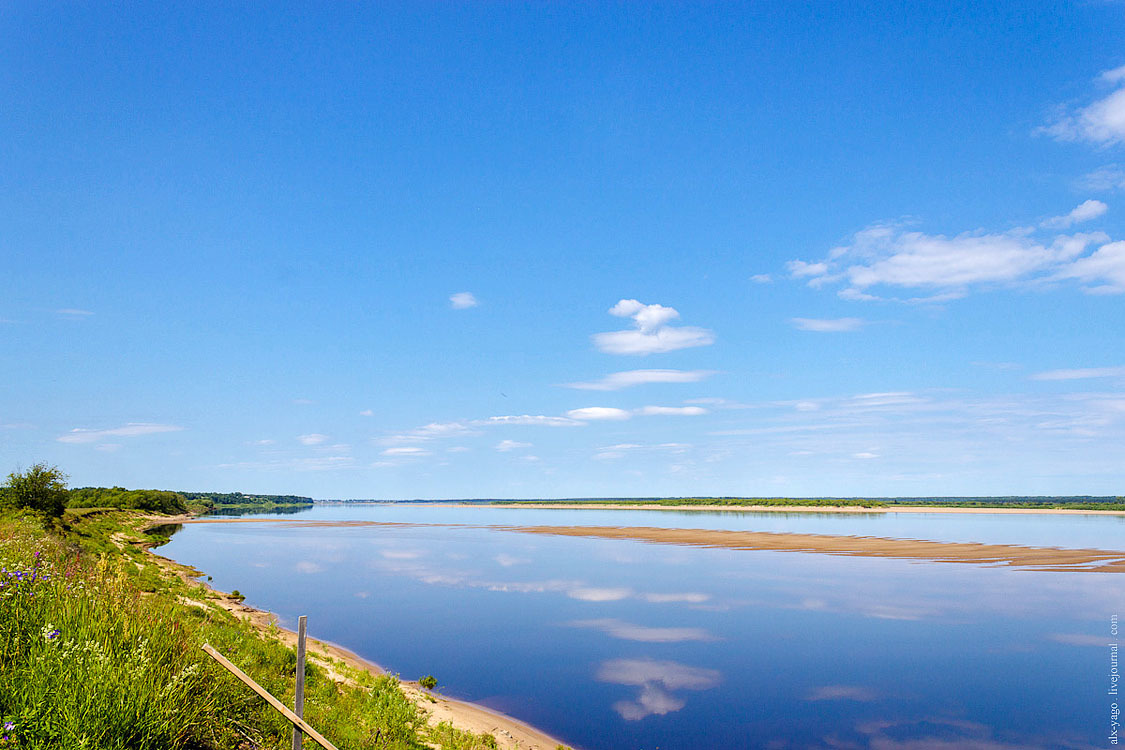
(460, 502), (1125, 515)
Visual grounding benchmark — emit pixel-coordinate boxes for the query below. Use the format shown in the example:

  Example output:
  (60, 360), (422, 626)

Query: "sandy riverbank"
(139, 516), (568, 750)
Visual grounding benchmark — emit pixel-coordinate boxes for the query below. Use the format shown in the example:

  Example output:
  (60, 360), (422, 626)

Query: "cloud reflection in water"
(596, 658), (721, 720)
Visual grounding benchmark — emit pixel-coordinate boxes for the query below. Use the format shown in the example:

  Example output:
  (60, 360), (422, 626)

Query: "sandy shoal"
(183, 516), (1125, 572)
(504, 524), (1125, 572)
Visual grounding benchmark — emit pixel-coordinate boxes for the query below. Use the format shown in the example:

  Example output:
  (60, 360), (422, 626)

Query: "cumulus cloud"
(592, 299), (715, 355)
(449, 292), (478, 309)
(57, 423), (184, 444)
(1040, 199), (1108, 229)
(750, 273), (773, 283)
(298, 433), (328, 445)
(1054, 239), (1125, 292)
(790, 317), (865, 332)
(1043, 65), (1125, 145)
(495, 439), (532, 452)
(567, 407), (632, 421)
(564, 369), (714, 391)
(787, 216), (1120, 297)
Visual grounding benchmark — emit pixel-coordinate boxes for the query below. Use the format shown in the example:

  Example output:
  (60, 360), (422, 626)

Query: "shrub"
(2, 463), (68, 517)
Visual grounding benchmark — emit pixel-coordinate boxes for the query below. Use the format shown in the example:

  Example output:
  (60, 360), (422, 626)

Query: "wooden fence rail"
(202, 642), (339, 750)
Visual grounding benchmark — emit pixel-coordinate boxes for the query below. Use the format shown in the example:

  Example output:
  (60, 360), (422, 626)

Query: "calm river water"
(160, 504), (1125, 749)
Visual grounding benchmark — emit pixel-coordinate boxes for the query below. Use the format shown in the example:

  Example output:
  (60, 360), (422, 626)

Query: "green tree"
(2, 463), (68, 517)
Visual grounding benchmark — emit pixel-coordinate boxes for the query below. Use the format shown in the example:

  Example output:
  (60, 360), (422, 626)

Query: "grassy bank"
(0, 509), (548, 750)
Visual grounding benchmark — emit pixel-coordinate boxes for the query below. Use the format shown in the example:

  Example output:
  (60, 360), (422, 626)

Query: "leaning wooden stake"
(292, 615), (308, 750)
(202, 643), (339, 750)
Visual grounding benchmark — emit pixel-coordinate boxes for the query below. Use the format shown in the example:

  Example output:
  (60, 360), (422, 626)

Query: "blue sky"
(3, 2), (1124, 498)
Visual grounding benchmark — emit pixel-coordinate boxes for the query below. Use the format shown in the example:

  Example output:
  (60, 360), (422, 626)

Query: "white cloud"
(449, 291), (478, 309)
(359, 409), (374, 417)
(57, 422), (184, 444)
(1081, 165), (1125, 191)
(56, 308), (94, 317)
(852, 451), (880, 459)
(1040, 199), (1108, 229)
(380, 421), (476, 446)
(297, 433), (328, 446)
(447, 445), (470, 453)
(592, 299), (715, 355)
(495, 439), (532, 452)
(1043, 66), (1125, 145)
(786, 260), (829, 278)
(380, 446), (431, 456)
(483, 414), (582, 427)
(789, 217), (1118, 297)
(567, 407), (632, 421)
(750, 273), (773, 283)
(635, 406), (708, 416)
(1032, 366), (1125, 380)
(568, 618), (715, 643)
(790, 317), (865, 332)
(564, 369), (714, 391)
(1054, 239), (1125, 292)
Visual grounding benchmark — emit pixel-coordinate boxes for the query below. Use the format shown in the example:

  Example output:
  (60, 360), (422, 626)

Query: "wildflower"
(42, 623), (60, 642)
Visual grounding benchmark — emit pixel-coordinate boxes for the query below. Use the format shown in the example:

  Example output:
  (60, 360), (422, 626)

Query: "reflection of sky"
(162, 509), (1125, 749)
(232, 502), (1125, 550)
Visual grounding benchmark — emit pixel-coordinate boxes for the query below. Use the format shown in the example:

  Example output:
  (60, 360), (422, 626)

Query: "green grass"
(0, 511), (531, 750)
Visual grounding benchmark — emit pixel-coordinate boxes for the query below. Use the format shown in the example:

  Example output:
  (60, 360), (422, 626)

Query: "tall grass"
(0, 513), (501, 750)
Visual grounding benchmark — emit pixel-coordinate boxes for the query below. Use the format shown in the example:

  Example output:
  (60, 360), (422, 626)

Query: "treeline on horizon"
(66, 487), (314, 515)
(488, 496), (1125, 510)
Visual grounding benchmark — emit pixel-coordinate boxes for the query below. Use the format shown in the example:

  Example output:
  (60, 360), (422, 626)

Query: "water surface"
(161, 504), (1124, 749)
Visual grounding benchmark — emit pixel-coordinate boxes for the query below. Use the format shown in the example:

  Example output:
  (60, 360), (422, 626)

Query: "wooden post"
(202, 643), (339, 750)
(292, 615), (308, 750)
